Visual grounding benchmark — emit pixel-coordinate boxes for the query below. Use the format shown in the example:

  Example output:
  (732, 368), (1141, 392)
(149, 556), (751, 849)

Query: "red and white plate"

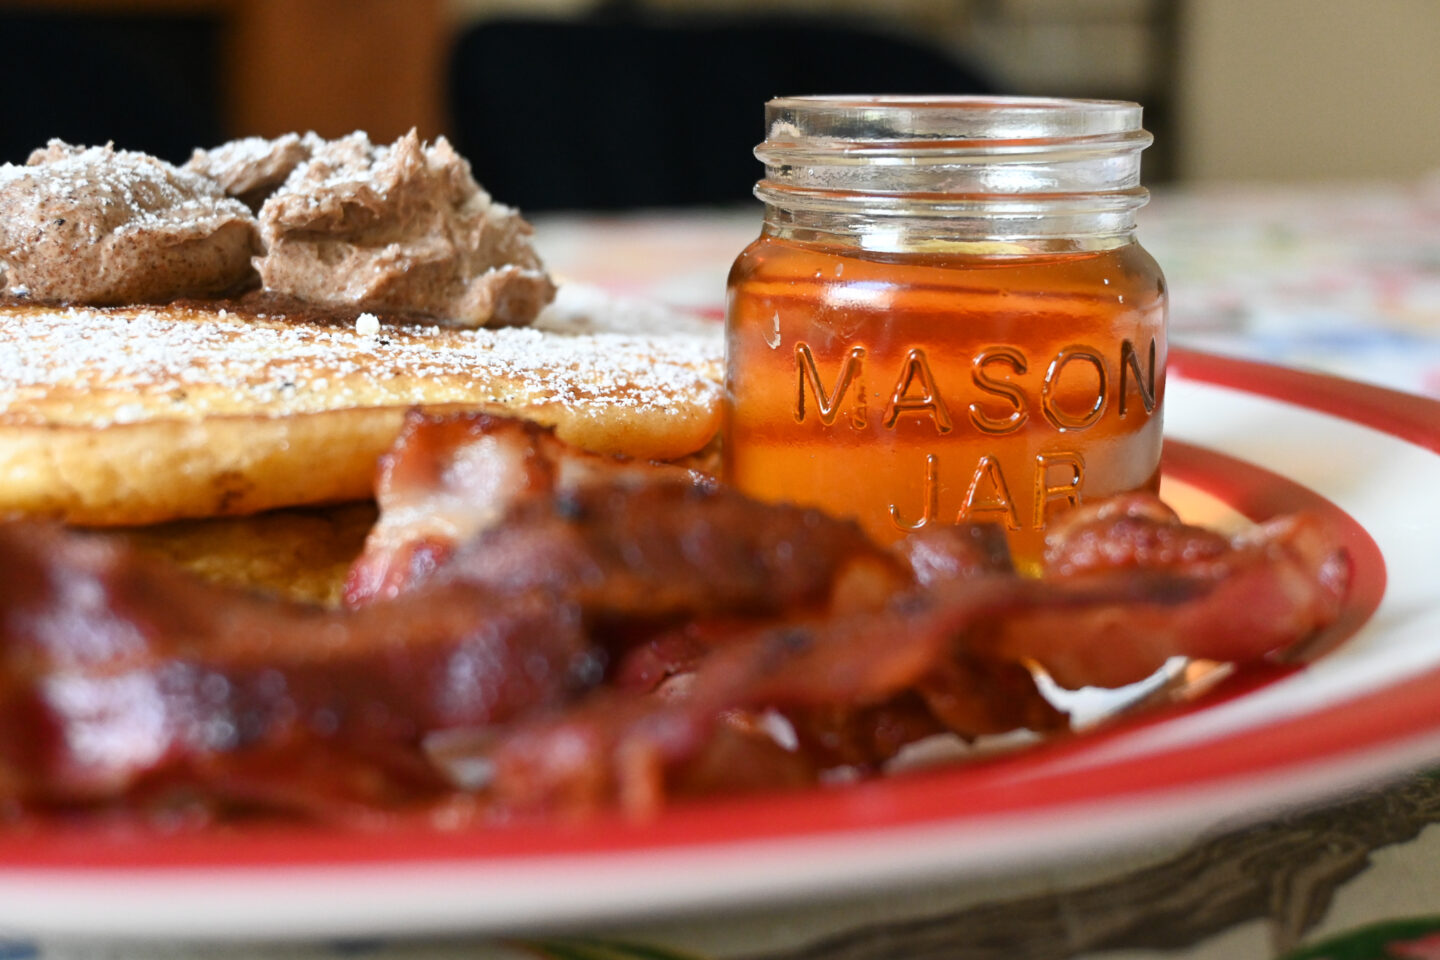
(0, 348), (1437, 940)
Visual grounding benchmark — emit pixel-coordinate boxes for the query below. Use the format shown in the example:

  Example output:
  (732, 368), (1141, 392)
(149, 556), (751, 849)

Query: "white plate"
(0, 349), (1436, 941)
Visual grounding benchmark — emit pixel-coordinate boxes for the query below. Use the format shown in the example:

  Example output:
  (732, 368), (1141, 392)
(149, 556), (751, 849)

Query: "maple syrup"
(723, 96), (1167, 569)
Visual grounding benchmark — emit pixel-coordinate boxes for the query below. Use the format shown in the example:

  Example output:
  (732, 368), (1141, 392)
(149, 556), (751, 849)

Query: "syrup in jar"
(723, 97), (1167, 570)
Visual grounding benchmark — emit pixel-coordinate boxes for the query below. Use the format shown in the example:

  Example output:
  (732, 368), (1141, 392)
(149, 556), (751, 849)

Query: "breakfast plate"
(0, 347), (1436, 941)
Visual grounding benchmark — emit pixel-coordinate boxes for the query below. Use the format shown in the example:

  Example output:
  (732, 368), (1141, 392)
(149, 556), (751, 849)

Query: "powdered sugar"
(0, 286), (722, 428)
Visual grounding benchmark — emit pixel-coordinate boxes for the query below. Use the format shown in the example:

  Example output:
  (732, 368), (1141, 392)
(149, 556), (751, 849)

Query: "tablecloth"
(534, 177), (1440, 399)
(12, 179), (1440, 960)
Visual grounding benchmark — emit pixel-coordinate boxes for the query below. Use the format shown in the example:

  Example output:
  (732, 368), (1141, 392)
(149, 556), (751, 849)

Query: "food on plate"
(0, 412), (1351, 824)
(0, 130), (1354, 829)
(346, 410), (715, 604)
(0, 517), (587, 816)
(247, 131), (555, 329)
(108, 503), (377, 607)
(0, 291), (721, 526)
(186, 130), (553, 328)
(185, 131), (322, 212)
(0, 141), (257, 305)
(6, 131), (551, 329)
(0, 132), (722, 527)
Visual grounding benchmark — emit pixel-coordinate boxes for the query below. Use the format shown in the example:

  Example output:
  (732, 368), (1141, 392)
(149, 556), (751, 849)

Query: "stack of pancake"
(0, 134), (723, 604)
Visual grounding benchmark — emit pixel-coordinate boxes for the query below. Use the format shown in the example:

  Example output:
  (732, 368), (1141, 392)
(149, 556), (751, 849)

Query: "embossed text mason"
(723, 96), (1167, 567)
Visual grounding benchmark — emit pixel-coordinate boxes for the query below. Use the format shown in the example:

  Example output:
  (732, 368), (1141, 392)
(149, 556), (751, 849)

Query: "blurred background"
(3, 0), (1438, 395)
(2, 0), (1437, 207)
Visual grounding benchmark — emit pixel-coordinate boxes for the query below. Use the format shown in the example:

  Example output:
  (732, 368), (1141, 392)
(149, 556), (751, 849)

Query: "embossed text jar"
(724, 96), (1167, 568)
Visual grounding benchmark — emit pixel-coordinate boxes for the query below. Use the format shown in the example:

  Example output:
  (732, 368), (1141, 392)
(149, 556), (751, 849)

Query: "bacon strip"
(1014, 496), (1353, 688)
(438, 482), (913, 621)
(345, 411), (705, 605)
(0, 523), (594, 809)
(450, 500), (1351, 816)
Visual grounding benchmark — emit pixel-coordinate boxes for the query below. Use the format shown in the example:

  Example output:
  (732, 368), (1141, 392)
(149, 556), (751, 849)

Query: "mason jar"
(723, 96), (1167, 569)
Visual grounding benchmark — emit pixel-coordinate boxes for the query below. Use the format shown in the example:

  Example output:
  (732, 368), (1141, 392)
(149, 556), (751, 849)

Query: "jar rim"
(768, 94), (1140, 109)
(764, 95), (1145, 144)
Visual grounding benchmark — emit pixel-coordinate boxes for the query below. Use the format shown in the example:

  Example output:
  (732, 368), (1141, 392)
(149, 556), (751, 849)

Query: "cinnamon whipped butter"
(185, 132), (323, 212)
(2, 132), (554, 328)
(252, 131), (555, 329)
(0, 141), (258, 305)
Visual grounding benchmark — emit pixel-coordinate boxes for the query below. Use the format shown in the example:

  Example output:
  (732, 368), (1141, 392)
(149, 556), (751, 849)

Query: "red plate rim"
(0, 348), (1435, 871)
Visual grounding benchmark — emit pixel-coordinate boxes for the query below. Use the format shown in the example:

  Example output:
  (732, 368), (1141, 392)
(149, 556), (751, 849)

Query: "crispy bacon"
(0, 411), (1353, 822)
(441, 499), (1351, 816)
(438, 482), (913, 621)
(0, 476), (916, 815)
(1015, 499), (1353, 688)
(345, 411), (704, 605)
(1041, 493), (1230, 578)
(459, 577), (1124, 817)
(895, 522), (1015, 586)
(0, 523), (596, 810)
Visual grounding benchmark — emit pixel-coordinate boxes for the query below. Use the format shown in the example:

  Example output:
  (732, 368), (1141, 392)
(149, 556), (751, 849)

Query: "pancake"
(0, 285), (723, 526)
(103, 502), (378, 607)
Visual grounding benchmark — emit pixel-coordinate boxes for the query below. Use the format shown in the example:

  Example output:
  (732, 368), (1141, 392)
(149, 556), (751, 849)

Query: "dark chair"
(0, 10), (222, 165)
(448, 16), (994, 211)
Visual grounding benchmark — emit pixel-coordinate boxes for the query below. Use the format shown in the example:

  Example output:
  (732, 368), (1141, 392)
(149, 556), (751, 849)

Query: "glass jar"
(723, 96), (1167, 570)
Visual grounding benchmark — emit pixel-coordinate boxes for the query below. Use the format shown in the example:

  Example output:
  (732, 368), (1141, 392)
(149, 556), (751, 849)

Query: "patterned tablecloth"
(14, 180), (1440, 960)
(535, 178), (1440, 400)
